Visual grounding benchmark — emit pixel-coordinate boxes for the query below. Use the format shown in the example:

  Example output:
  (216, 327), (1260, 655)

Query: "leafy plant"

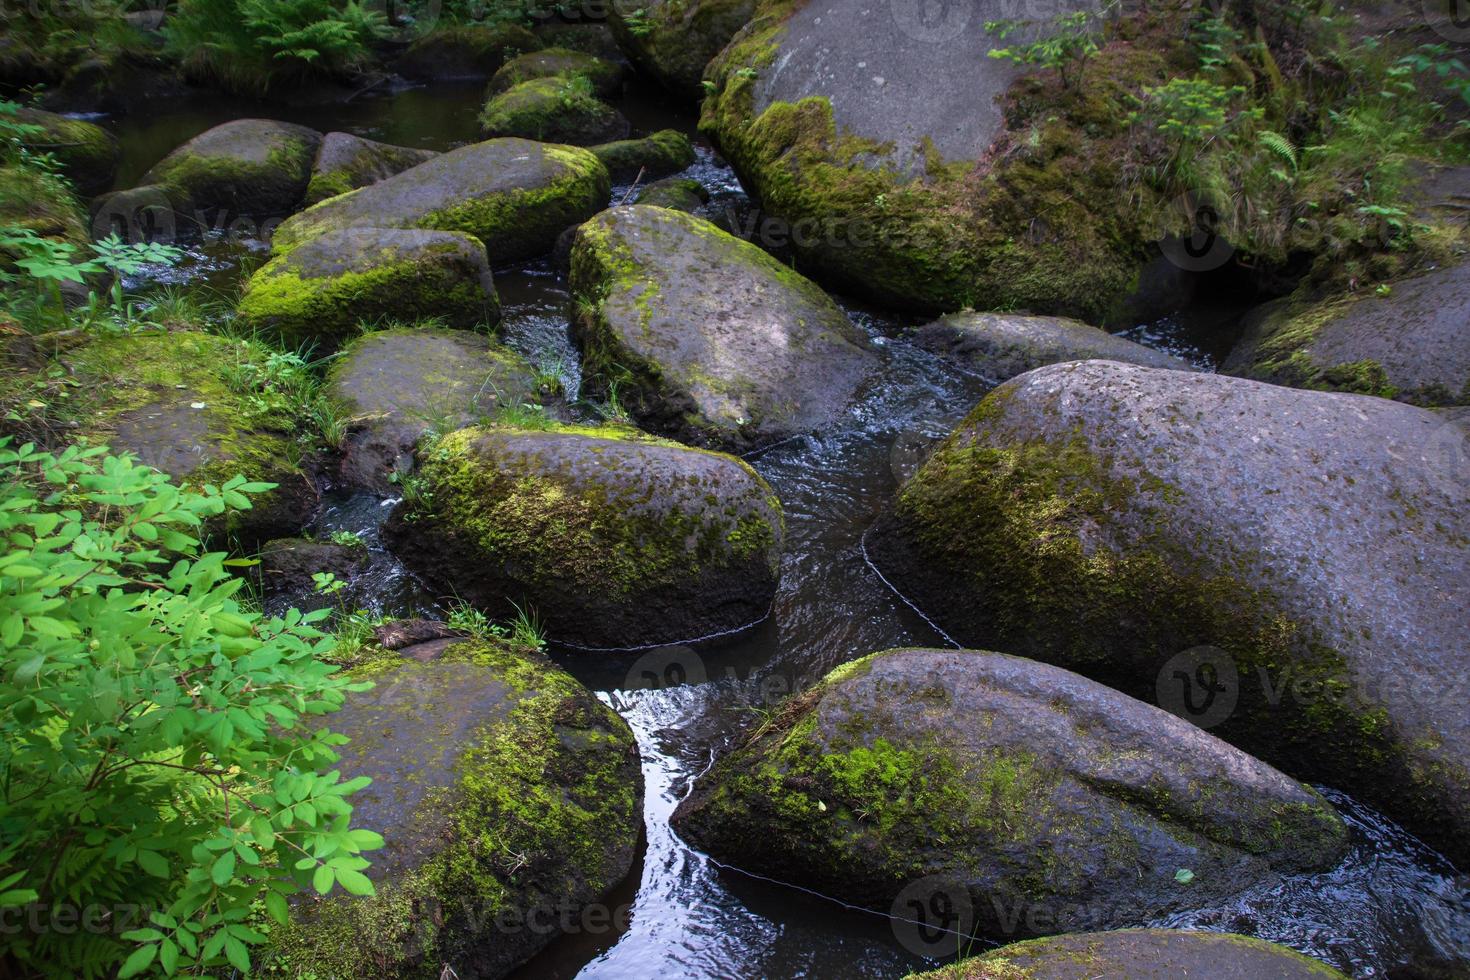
(986, 9), (1106, 90)
(0, 440), (382, 977)
(621, 7), (655, 38)
(0, 229), (183, 333)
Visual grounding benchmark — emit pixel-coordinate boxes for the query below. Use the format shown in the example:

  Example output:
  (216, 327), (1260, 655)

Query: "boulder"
(384, 424), (784, 649)
(673, 648), (1347, 936)
(271, 138), (609, 264)
(486, 47), (625, 99)
(139, 118), (321, 224)
(258, 537), (368, 612)
(906, 929), (1349, 979)
(635, 177), (709, 213)
(264, 639), (642, 978)
(326, 326), (542, 492)
(1224, 262), (1470, 406)
(866, 361), (1470, 865)
(914, 311), (1195, 382)
(238, 228), (500, 349)
(14, 107), (119, 194)
(588, 129), (695, 183)
(304, 133), (438, 206)
(479, 77), (630, 145)
(0, 163), (86, 246)
(389, 24), (542, 81)
(570, 205), (877, 451)
(57, 331), (317, 545)
(608, 0), (755, 101)
(532, 22), (624, 62)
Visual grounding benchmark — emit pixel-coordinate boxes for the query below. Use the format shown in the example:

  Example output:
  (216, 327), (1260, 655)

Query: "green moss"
(15, 108), (117, 192)
(0, 163), (87, 246)
(488, 47), (622, 97)
(589, 129), (696, 182)
(479, 76), (623, 144)
(150, 132), (316, 214)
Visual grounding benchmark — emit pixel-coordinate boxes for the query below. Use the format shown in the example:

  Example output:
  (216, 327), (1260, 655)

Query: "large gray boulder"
(139, 119), (321, 223)
(384, 424), (784, 649)
(570, 205), (878, 451)
(1225, 261), (1470, 406)
(907, 929), (1349, 979)
(272, 138), (610, 263)
(673, 648), (1347, 936)
(265, 639), (643, 979)
(238, 228), (500, 349)
(915, 311), (1195, 382)
(608, 0), (755, 101)
(326, 327), (542, 492)
(866, 361), (1470, 865)
(304, 132), (438, 206)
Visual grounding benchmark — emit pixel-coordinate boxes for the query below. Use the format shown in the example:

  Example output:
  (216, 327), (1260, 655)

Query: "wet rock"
(1224, 261), (1470, 406)
(588, 129), (695, 183)
(258, 537), (368, 610)
(532, 22), (624, 62)
(866, 360), (1470, 865)
(479, 77), (630, 145)
(373, 618), (462, 650)
(272, 138), (609, 264)
(906, 929), (1349, 979)
(570, 205), (877, 451)
(913, 311), (1195, 382)
(265, 639), (642, 979)
(14, 108), (118, 194)
(239, 228), (499, 350)
(635, 177), (709, 213)
(58, 330), (317, 545)
(383, 424), (784, 649)
(487, 47), (625, 99)
(389, 24), (542, 81)
(608, 0), (755, 101)
(0, 163), (87, 246)
(674, 648), (1348, 936)
(325, 326), (542, 492)
(304, 132), (438, 206)
(139, 118), (321, 225)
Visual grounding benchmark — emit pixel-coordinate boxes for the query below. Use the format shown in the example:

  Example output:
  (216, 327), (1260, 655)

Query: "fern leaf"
(1259, 130), (1298, 172)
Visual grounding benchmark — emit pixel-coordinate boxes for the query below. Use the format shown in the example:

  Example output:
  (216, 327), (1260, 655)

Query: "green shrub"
(0, 440), (382, 977)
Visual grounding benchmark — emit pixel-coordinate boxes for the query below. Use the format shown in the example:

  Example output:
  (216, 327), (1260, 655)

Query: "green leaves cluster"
(0, 228), (184, 333)
(986, 9), (1105, 90)
(0, 440), (381, 977)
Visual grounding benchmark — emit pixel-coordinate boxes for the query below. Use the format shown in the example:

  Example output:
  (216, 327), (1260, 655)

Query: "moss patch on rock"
(15, 107), (119, 194)
(141, 118), (322, 222)
(479, 76), (630, 145)
(0, 163), (87, 246)
(304, 132), (437, 206)
(589, 129), (696, 183)
(487, 47), (625, 99)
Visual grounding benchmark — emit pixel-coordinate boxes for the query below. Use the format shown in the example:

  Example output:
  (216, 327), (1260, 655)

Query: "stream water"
(103, 79), (1470, 980)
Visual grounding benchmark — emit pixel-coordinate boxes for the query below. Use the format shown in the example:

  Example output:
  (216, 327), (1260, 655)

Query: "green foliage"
(445, 598), (546, 651)
(165, 0), (387, 96)
(0, 440), (382, 977)
(986, 9), (1105, 90)
(0, 228), (184, 334)
(622, 8), (655, 38)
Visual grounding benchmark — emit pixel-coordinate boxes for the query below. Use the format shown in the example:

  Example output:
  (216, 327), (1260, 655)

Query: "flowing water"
(102, 80), (1470, 980)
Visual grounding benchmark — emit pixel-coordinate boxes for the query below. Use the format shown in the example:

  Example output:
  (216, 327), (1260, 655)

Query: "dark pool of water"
(103, 83), (1470, 980)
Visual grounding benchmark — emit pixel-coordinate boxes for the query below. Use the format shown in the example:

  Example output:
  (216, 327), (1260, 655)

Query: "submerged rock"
(674, 648), (1347, 935)
(914, 311), (1194, 381)
(139, 118), (321, 224)
(384, 424), (784, 649)
(265, 639), (642, 978)
(326, 326), (543, 492)
(390, 24), (542, 81)
(14, 107), (118, 194)
(304, 132), (438, 206)
(272, 138), (609, 263)
(487, 47), (625, 99)
(608, 0), (755, 101)
(636, 177), (710, 213)
(479, 77), (630, 145)
(1225, 262), (1470, 406)
(866, 360), (1470, 865)
(570, 205), (878, 451)
(906, 929), (1349, 979)
(588, 129), (696, 183)
(238, 228), (500, 349)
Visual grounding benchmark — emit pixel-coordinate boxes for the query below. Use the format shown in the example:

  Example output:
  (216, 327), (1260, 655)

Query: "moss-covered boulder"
(139, 118), (321, 224)
(865, 360), (1470, 866)
(635, 177), (709, 212)
(1224, 262), (1470, 407)
(674, 648), (1347, 935)
(272, 138), (610, 263)
(265, 639), (642, 978)
(56, 330), (316, 544)
(532, 22), (624, 61)
(326, 326), (542, 492)
(907, 929), (1349, 979)
(14, 107), (119, 194)
(478, 77), (630, 145)
(390, 24), (542, 81)
(487, 47), (625, 99)
(305, 132), (438, 206)
(914, 311), (1195, 383)
(608, 0), (755, 101)
(239, 228), (499, 349)
(570, 205), (877, 451)
(384, 424), (784, 649)
(589, 129), (696, 183)
(0, 163), (86, 246)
